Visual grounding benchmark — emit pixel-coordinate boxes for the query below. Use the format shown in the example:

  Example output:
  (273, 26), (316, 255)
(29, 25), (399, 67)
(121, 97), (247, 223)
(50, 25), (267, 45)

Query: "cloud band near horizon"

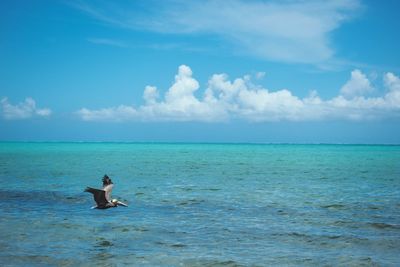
(76, 65), (400, 123)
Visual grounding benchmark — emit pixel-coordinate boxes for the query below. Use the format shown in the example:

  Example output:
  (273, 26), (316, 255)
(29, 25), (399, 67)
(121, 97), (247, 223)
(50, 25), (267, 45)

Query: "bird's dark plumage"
(84, 187), (114, 209)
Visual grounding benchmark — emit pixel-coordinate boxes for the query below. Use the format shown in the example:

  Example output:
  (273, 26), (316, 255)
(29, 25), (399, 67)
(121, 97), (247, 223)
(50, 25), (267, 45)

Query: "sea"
(0, 142), (399, 266)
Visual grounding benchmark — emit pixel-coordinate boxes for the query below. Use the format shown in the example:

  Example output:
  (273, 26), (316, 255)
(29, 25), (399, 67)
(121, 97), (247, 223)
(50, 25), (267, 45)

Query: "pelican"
(84, 187), (128, 209)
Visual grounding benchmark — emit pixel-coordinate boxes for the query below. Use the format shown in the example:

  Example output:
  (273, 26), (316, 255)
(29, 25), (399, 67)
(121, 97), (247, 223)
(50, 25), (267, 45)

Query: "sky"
(1, 0), (400, 143)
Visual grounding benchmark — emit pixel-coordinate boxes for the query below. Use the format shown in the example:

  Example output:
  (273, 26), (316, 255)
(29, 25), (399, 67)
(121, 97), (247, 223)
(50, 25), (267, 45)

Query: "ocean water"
(0, 142), (399, 266)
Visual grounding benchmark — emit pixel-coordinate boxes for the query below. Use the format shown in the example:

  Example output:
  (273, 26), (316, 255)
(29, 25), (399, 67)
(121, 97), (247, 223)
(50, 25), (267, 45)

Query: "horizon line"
(0, 140), (399, 146)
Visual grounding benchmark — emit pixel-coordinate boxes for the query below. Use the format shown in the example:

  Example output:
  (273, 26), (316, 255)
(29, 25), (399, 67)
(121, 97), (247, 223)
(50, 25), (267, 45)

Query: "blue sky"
(1, 0), (400, 143)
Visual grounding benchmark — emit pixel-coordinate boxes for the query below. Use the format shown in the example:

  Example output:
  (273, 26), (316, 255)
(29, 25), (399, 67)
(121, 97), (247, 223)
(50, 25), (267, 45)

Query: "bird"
(84, 187), (128, 209)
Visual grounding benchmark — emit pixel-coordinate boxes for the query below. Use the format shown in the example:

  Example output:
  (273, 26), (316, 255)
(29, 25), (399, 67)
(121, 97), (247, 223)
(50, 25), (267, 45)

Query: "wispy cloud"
(1, 97), (52, 120)
(87, 37), (208, 52)
(72, 0), (362, 65)
(76, 65), (400, 122)
(87, 38), (128, 48)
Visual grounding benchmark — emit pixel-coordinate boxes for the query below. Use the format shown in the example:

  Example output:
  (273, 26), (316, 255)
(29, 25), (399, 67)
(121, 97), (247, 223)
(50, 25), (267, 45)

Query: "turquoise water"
(0, 142), (399, 266)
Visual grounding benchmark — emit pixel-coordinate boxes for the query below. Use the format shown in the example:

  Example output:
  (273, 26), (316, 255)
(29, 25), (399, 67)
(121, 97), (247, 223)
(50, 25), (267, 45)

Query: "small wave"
(274, 231), (369, 245)
(333, 220), (354, 227)
(110, 224), (149, 233)
(174, 187), (194, 192)
(110, 225), (133, 232)
(183, 259), (242, 267)
(133, 226), (149, 232)
(368, 222), (400, 230)
(277, 209), (288, 215)
(327, 235), (342, 239)
(170, 243), (187, 248)
(173, 184), (197, 191)
(337, 256), (379, 266)
(178, 199), (205, 206)
(153, 241), (187, 249)
(202, 188), (221, 191)
(288, 232), (340, 241)
(321, 204), (346, 209)
(96, 240), (113, 247)
(288, 232), (308, 238)
(208, 260), (241, 267)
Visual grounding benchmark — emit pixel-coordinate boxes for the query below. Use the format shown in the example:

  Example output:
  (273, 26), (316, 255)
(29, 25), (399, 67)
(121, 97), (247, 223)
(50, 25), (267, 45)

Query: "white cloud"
(72, 0), (362, 65)
(76, 65), (400, 122)
(78, 106), (137, 122)
(340, 69), (373, 98)
(1, 97), (52, 120)
(143, 86), (159, 105)
(384, 72), (400, 107)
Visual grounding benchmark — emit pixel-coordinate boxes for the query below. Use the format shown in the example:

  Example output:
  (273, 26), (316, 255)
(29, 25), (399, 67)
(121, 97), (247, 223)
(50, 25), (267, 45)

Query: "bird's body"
(84, 187), (127, 209)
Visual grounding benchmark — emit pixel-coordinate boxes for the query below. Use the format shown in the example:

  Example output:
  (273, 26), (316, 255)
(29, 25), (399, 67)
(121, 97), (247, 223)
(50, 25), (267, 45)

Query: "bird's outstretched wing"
(84, 187), (108, 208)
